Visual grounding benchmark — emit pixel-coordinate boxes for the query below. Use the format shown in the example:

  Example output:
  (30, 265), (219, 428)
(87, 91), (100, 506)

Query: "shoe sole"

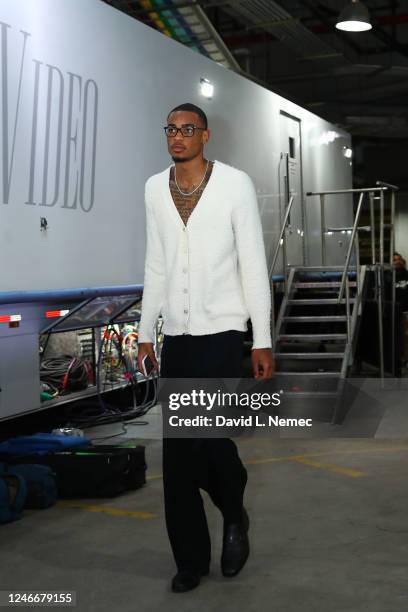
(221, 548), (249, 578)
(171, 568), (209, 593)
(172, 583), (200, 593)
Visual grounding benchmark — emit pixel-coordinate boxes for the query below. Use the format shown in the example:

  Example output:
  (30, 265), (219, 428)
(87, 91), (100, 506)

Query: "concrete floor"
(2, 399), (408, 612)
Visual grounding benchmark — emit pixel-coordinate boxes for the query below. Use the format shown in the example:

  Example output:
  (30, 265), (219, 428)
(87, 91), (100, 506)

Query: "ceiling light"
(200, 78), (214, 99)
(336, 0), (372, 32)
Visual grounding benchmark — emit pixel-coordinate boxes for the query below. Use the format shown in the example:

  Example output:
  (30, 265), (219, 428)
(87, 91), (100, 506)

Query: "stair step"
(275, 352), (344, 359)
(283, 315), (347, 322)
(278, 334), (347, 341)
(276, 371), (340, 377)
(294, 282), (357, 288)
(287, 299), (355, 305)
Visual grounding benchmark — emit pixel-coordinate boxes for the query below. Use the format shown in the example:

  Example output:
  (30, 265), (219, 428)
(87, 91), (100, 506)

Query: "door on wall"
(279, 111), (304, 267)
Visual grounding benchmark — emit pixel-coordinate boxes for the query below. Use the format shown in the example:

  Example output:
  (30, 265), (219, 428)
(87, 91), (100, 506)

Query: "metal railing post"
(375, 181), (399, 377)
(320, 194), (326, 266)
(390, 190), (396, 376)
(355, 230), (361, 297)
(377, 264), (385, 380)
(283, 232), (288, 296)
(391, 265), (396, 376)
(345, 275), (351, 342)
(380, 188), (385, 265)
(369, 191), (376, 264)
(338, 192), (365, 302)
(390, 190), (395, 263)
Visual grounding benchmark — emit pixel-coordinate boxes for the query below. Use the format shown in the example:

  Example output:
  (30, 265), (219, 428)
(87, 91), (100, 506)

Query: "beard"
(170, 151), (200, 164)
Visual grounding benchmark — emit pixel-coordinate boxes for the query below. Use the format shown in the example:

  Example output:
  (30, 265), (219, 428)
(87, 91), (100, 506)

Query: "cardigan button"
(183, 309), (188, 314)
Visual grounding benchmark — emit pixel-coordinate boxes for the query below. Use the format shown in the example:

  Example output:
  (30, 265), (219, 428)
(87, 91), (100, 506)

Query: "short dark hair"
(167, 103), (208, 129)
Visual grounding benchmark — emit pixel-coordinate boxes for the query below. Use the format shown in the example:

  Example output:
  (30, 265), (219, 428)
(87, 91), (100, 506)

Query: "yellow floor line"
(57, 446), (408, 518)
(245, 454), (307, 466)
(289, 456), (365, 478)
(314, 446), (408, 456)
(244, 445), (408, 466)
(57, 501), (156, 520)
(147, 445), (408, 481)
(235, 453), (366, 478)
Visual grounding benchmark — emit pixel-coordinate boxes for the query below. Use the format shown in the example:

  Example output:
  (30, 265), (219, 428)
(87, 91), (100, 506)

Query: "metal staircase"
(268, 180), (399, 424)
(272, 265), (368, 423)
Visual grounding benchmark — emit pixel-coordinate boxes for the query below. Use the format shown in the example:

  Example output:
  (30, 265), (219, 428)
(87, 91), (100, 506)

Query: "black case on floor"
(0, 444), (146, 498)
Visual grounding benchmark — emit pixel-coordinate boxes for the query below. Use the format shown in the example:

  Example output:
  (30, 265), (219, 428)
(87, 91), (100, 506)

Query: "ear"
(203, 128), (210, 145)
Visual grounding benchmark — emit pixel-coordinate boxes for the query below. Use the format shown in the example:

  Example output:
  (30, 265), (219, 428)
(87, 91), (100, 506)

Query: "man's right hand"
(137, 342), (159, 374)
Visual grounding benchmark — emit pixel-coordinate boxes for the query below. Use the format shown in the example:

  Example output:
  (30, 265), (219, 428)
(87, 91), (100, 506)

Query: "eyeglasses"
(164, 125), (206, 137)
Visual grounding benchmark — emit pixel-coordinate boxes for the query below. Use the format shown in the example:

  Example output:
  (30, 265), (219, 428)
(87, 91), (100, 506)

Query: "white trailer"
(0, 0), (353, 421)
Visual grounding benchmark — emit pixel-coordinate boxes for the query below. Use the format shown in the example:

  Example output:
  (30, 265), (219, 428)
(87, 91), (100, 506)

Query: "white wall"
(0, 0), (352, 293)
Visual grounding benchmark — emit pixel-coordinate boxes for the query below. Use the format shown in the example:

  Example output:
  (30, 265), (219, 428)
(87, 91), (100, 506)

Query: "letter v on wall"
(0, 21), (31, 204)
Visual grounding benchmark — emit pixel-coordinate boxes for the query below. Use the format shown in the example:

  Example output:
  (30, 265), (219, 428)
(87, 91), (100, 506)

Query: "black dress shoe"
(171, 567), (209, 593)
(221, 507), (250, 577)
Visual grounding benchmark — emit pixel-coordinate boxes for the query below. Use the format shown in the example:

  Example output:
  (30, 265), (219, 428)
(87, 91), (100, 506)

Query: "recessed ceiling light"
(200, 78), (214, 99)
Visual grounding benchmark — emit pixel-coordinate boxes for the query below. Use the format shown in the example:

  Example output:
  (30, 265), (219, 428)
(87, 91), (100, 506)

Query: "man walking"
(137, 103), (274, 592)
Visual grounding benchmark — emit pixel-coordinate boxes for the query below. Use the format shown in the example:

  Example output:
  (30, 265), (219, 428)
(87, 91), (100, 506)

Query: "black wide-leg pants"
(160, 330), (248, 572)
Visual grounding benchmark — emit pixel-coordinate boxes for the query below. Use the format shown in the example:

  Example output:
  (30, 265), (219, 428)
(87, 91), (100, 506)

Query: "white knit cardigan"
(137, 160), (272, 349)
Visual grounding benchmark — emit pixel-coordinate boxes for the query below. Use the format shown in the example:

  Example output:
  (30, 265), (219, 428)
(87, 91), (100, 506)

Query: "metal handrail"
(376, 180), (399, 192)
(338, 191), (365, 303)
(306, 182), (399, 378)
(269, 195), (295, 279)
(306, 187), (389, 195)
(269, 195), (294, 344)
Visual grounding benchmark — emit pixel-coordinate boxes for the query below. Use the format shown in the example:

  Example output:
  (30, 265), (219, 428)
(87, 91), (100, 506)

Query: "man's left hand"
(251, 348), (275, 379)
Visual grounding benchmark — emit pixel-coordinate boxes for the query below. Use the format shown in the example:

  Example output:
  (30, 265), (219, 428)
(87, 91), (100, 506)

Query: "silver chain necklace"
(174, 160), (209, 196)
